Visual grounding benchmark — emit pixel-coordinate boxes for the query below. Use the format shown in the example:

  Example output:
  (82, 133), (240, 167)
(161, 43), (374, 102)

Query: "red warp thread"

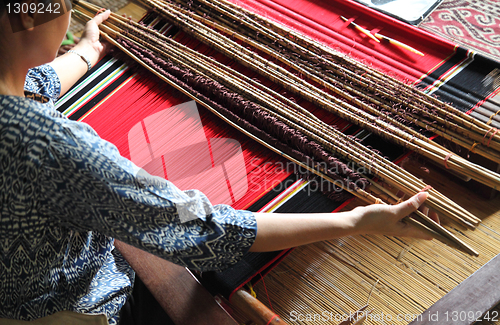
(266, 314), (280, 325)
(443, 153), (453, 169)
(260, 272), (275, 313)
(345, 17), (356, 26)
(483, 128), (498, 147)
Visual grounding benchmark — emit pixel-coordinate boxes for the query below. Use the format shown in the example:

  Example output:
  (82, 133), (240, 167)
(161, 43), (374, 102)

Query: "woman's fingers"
(82, 9), (110, 41)
(355, 192), (439, 240)
(392, 192), (428, 220)
(418, 204), (429, 216)
(75, 9), (112, 64)
(394, 193), (444, 240)
(417, 200), (440, 224)
(92, 9), (111, 26)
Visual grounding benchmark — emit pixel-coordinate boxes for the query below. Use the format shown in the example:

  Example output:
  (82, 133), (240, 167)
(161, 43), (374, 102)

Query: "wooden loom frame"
(411, 252), (500, 325)
(114, 240), (287, 325)
(114, 241), (500, 325)
(82, 2), (500, 324)
(109, 52), (500, 325)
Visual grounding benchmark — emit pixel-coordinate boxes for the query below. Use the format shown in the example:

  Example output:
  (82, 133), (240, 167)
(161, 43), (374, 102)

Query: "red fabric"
(81, 76), (291, 210)
(420, 0), (500, 62)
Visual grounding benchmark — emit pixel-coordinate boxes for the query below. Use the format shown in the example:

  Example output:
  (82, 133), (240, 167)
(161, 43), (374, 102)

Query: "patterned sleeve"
(38, 115), (257, 272)
(24, 65), (62, 102)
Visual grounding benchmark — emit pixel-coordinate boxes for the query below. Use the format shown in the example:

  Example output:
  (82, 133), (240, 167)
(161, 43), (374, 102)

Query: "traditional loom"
(65, 0), (500, 324)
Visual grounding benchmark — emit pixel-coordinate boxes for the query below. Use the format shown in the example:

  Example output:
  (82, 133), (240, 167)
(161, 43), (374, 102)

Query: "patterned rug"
(419, 0), (500, 62)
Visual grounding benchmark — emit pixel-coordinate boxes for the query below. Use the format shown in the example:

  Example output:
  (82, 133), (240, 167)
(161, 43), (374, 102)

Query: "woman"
(0, 0), (437, 323)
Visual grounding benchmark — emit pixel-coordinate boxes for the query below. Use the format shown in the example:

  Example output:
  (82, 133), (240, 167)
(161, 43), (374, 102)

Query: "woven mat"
(69, 0), (131, 34)
(419, 0), (500, 62)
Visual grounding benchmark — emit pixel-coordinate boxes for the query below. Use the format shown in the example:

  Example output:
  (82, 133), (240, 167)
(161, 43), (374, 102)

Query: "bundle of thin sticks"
(72, 1), (482, 256)
(136, 0), (500, 191)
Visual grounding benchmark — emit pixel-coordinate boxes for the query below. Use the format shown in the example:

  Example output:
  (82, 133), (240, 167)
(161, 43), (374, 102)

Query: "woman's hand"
(71, 10), (112, 65)
(50, 10), (112, 96)
(350, 192), (438, 240)
(249, 192), (438, 252)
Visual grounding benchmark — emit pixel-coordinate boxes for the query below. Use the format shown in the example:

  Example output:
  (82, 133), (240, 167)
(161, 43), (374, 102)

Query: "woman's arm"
(49, 10), (111, 95)
(249, 192), (433, 252)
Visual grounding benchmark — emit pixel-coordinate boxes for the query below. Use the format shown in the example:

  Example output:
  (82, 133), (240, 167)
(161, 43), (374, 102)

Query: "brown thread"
(469, 141), (479, 152)
(487, 109), (500, 125)
(117, 37), (369, 199)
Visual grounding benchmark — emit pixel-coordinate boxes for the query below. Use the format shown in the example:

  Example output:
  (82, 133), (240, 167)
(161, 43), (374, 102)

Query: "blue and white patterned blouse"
(0, 65), (257, 323)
